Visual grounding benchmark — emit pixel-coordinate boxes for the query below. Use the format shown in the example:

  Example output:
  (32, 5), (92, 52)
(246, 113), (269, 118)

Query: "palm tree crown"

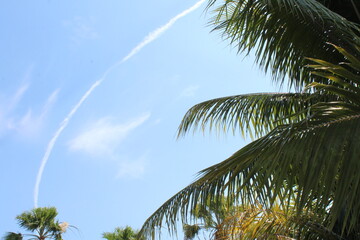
(139, 0), (360, 238)
(4, 207), (69, 240)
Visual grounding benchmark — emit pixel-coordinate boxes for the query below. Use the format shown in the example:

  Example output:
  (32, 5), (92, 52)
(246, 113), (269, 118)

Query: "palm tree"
(139, 43), (360, 238)
(102, 226), (141, 240)
(4, 207), (69, 240)
(138, 1), (360, 236)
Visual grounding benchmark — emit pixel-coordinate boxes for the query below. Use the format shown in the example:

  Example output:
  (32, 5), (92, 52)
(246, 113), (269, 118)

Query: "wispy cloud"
(7, 83), (30, 110)
(63, 16), (99, 45)
(180, 85), (200, 97)
(68, 113), (150, 157)
(0, 84), (59, 138)
(116, 154), (148, 179)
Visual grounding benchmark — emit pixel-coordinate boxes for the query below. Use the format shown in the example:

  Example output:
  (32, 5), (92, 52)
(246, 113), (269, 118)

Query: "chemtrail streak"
(34, 0), (205, 207)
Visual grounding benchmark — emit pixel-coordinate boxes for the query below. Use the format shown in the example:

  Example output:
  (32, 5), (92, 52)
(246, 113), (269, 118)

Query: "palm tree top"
(4, 207), (71, 240)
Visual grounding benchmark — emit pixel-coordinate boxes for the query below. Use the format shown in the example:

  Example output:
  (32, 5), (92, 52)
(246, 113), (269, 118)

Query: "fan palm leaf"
(139, 44), (360, 238)
(5, 207), (71, 240)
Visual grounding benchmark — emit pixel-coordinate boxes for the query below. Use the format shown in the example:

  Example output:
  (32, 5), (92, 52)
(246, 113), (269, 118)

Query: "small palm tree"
(102, 226), (142, 240)
(4, 207), (70, 240)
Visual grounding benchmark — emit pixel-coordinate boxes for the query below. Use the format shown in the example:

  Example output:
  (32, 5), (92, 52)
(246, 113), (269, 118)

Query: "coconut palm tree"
(138, 1), (360, 239)
(4, 207), (69, 240)
(139, 42), (360, 240)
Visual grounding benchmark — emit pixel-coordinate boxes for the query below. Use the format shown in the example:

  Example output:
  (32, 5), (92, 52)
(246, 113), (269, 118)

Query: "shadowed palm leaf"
(206, 0), (360, 88)
(139, 44), (360, 239)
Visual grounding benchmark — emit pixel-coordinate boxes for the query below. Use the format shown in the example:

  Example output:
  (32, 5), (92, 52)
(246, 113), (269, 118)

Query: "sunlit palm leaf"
(178, 92), (337, 139)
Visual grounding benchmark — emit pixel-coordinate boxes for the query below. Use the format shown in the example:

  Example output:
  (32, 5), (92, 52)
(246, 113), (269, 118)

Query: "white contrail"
(121, 0), (205, 63)
(34, 0), (205, 207)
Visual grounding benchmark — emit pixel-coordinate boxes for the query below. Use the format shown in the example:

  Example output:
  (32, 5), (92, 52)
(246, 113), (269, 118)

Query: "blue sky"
(1, 1), (276, 239)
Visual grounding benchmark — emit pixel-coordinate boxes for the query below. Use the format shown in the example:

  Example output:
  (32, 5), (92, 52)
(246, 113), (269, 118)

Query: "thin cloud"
(116, 155), (147, 179)
(63, 16), (99, 45)
(8, 83), (30, 110)
(180, 85), (200, 97)
(0, 85), (59, 137)
(68, 113), (150, 157)
(34, 0), (206, 207)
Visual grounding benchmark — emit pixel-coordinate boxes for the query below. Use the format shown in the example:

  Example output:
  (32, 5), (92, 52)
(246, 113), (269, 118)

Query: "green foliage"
(102, 226), (142, 240)
(4, 207), (70, 240)
(206, 0), (360, 89)
(183, 197), (237, 240)
(183, 224), (200, 240)
(16, 207), (61, 234)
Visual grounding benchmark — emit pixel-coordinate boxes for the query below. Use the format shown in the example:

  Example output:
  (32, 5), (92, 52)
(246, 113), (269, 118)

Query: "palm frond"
(205, 0), (360, 88)
(142, 111), (360, 238)
(177, 92), (335, 139)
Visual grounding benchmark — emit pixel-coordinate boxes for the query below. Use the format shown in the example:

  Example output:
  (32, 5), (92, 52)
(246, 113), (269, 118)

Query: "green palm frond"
(205, 0), (360, 88)
(177, 92), (334, 139)
(140, 43), (360, 239)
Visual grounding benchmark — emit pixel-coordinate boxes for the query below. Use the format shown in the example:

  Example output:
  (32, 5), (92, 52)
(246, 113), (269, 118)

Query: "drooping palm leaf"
(141, 115), (360, 238)
(206, 0), (360, 88)
(177, 92), (337, 139)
